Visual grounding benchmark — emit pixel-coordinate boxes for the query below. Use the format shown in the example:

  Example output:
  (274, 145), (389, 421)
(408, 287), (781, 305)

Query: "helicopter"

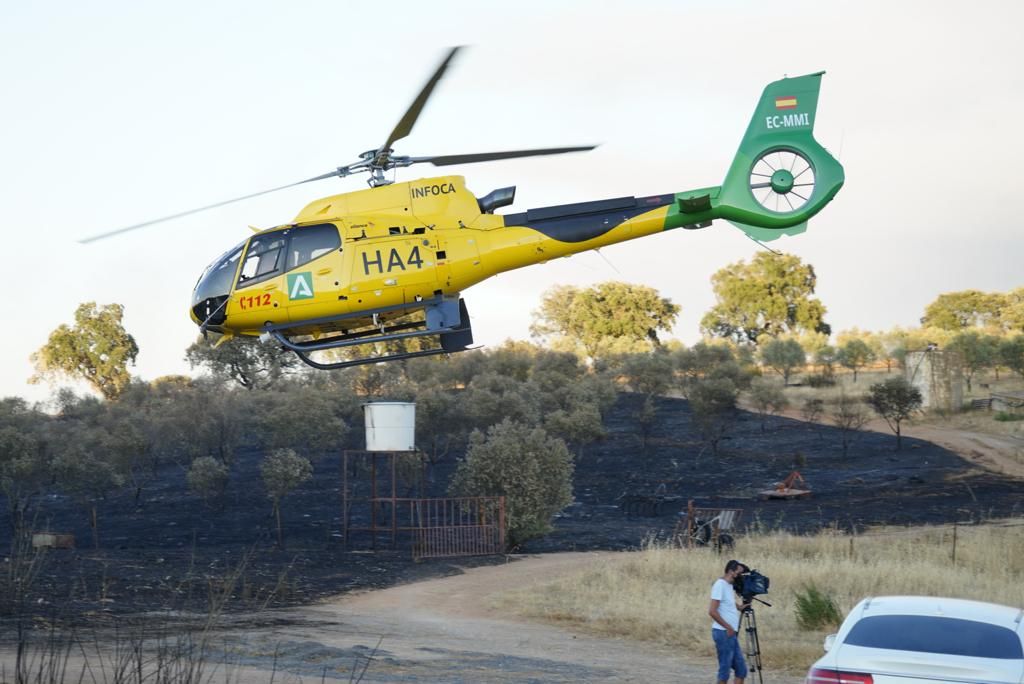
(83, 47), (844, 370)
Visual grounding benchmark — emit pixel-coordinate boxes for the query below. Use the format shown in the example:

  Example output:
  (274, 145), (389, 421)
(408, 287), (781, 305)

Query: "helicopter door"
(280, 223), (345, 320)
(231, 229), (290, 328)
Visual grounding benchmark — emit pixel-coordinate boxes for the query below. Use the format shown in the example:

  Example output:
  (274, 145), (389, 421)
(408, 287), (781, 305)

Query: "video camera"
(733, 568), (770, 602)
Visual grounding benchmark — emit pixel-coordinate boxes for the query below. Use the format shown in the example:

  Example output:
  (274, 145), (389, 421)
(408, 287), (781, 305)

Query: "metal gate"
(411, 496), (505, 560)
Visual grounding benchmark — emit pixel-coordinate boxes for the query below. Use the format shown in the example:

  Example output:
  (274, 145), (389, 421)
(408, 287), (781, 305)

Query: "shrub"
(794, 584), (841, 630)
(449, 419), (573, 548)
(187, 456), (229, 505)
(261, 448), (313, 548)
(806, 373), (836, 388)
(994, 411), (1024, 422)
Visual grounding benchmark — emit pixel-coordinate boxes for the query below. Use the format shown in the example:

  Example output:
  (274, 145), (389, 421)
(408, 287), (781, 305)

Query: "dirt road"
(218, 552), (805, 683)
(761, 399), (1024, 478)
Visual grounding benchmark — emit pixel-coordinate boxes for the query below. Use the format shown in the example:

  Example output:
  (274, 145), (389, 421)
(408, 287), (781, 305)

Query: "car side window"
(238, 231), (288, 288)
(287, 223), (341, 271)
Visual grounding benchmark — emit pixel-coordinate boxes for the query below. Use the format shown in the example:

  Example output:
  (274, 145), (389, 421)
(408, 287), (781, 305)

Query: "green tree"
(449, 420), (573, 548)
(922, 290), (1004, 331)
(484, 341), (538, 382)
(747, 378), (789, 432)
(1001, 287), (1024, 333)
(0, 399), (50, 536)
(51, 435), (126, 549)
(867, 378), (923, 451)
(413, 386), (466, 463)
(463, 373), (539, 431)
(689, 377), (739, 456)
(544, 403), (605, 458)
(947, 331), (1000, 392)
(531, 282), (680, 360)
(31, 302), (138, 400)
(176, 383), (251, 465)
(619, 352), (675, 397)
(830, 392), (870, 457)
(814, 345), (837, 377)
(1000, 335), (1024, 379)
(875, 331), (904, 373)
(701, 252), (829, 345)
(258, 383), (349, 456)
(836, 338), (876, 383)
(801, 397), (825, 438)
(186, 336), (298, 390)
(632, 395), (658, 451)
(759, 338), (806, 386)
(0, 428), (46, 537)
(260, 448), (313, 548)
(187, 456), (230, 507)
(673, 343), (752, 399)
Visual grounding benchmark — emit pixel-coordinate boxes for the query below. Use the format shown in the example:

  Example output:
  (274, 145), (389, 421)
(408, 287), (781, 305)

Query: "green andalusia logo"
(287, 272), (314, 300)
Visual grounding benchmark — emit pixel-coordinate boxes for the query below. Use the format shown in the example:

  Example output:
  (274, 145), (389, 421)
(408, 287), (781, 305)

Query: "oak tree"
(31, 302), (138, 400)
(531, 282), (680, 360)
(186, 336), (298, 390)
(921, 290), (1004, 331)
(867, 377), (923, 451)
(701, 252), (829, 345)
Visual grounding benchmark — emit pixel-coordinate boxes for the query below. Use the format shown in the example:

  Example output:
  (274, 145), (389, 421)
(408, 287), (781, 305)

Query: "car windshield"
(844, 615), (1023, 659)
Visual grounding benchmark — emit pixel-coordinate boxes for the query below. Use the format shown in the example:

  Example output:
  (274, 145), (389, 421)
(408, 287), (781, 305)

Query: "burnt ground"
(4, 392), (1024, 624)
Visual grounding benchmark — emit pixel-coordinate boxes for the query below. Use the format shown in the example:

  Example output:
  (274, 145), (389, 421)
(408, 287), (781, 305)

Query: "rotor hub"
(769, 169), (794, 195)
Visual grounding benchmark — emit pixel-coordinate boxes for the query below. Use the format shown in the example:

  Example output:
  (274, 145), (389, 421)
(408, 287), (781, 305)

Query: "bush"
(994, 411), (1024, 422)
(805, 373), (836, 388)
(449, 419), (573, 548)
(794, 584), (841, 630)
(187, 456), (229, 504)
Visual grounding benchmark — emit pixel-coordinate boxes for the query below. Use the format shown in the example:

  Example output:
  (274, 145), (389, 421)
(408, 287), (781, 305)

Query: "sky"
(2, 1), (1022, 403)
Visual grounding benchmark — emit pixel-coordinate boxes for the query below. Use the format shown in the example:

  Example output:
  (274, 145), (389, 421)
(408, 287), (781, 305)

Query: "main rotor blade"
(377, 46), (462, 158)
(413, 145), (598, 167)
(79, 170), (343, 244)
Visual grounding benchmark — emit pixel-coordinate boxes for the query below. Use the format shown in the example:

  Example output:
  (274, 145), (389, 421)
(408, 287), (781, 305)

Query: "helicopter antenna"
(81, 46), (595, 243)
(740, 231), (782, 255)
(594, 248), (622, 275)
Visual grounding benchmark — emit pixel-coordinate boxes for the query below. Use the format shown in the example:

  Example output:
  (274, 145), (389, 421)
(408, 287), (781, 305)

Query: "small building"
(904, 349), (964, 412)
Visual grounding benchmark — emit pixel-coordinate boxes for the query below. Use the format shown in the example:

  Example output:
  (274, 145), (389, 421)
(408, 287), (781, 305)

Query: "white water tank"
(363, 402), (416, 451)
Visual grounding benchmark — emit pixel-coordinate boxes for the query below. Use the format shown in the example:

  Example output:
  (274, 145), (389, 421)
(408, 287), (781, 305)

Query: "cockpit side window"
(287, 223), (341, 270)
(238, 231), (288, 288)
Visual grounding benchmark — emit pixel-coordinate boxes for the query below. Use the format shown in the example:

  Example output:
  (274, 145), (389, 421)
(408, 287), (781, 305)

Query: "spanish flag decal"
(775, 96), (798, 110)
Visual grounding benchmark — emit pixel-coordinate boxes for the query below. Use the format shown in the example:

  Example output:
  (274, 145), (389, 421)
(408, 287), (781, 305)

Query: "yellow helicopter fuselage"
(195, 174), (681, 340)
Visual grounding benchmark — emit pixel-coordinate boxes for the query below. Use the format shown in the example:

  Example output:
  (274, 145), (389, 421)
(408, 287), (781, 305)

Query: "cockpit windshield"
(192, 240), (245, 309)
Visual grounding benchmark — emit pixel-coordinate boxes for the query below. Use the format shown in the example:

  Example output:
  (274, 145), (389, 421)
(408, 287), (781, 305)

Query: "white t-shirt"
(710, 578), (740, 631)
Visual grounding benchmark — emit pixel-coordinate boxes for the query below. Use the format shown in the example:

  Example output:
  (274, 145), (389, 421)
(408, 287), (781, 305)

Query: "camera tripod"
(740, 597), (770, 684)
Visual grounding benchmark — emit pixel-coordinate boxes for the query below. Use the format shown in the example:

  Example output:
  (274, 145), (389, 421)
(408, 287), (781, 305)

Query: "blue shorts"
(712, 628), (748, 681)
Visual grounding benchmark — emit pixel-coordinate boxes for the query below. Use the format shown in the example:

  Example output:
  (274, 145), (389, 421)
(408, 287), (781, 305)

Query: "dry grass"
(492, 520), (1024, 674)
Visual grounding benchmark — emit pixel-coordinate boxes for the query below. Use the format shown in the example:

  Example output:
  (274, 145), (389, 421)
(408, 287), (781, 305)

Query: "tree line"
(9, 251), (1021, 550)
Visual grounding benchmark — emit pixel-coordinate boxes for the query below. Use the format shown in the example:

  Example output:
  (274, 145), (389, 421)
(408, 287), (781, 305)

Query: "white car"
(806, 596), (1024, 684)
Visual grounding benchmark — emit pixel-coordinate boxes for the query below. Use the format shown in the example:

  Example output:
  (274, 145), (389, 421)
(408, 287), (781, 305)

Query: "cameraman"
(708, 560), (750, 684)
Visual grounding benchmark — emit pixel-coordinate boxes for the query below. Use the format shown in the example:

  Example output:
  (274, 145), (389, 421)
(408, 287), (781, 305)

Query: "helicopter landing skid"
(262, 296), (474, 370)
